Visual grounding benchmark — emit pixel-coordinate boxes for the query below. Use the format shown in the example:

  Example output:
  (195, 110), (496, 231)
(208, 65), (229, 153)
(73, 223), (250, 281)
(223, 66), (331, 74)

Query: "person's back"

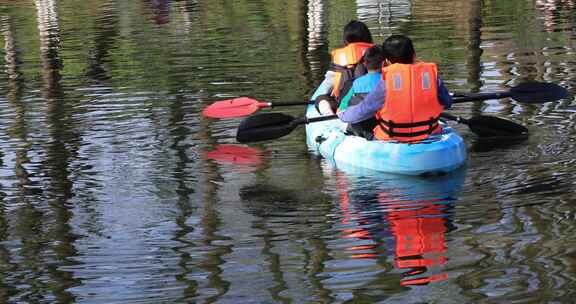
(374, 35), (445, 142)
(315, 20), (373, 116)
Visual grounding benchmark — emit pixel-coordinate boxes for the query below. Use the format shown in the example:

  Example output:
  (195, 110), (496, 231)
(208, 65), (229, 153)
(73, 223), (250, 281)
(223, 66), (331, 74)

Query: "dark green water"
(0, 0), (575, 303)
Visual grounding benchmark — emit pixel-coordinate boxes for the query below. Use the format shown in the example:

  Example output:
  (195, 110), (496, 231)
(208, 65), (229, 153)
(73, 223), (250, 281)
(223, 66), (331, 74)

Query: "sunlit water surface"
(0, 0), (575, 303)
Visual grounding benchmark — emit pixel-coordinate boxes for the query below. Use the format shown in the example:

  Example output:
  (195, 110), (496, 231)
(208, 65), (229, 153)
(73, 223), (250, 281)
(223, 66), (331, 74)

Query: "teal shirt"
(338, 72), (382, 111)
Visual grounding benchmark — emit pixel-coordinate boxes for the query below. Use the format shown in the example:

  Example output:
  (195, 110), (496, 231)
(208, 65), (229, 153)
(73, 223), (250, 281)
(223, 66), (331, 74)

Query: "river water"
(0, 0), (575, 303)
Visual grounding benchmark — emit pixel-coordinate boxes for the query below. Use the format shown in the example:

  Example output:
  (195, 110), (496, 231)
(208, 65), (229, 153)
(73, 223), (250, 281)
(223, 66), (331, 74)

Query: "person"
(338, 45), (384, 111)
(337, 34), (452, 142)
(316, 20), (374, 115)
(336, 45), (384, 138)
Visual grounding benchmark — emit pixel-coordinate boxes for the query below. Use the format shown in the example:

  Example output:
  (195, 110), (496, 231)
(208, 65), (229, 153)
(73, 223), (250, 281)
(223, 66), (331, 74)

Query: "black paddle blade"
(510, 81), (572, 103)
(236, 113), (298, 143)
(467, 115), (529, 137)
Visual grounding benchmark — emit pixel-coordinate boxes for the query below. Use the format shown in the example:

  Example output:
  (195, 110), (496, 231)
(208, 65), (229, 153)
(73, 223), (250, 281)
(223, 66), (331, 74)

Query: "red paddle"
(202, 97), (308, 118)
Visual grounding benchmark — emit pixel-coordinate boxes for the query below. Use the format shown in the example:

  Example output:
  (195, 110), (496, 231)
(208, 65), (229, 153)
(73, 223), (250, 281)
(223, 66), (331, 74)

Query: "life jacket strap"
(329, 62), (353, 71)
(378, 116), (440, 138)
(329, 62), (367, 103)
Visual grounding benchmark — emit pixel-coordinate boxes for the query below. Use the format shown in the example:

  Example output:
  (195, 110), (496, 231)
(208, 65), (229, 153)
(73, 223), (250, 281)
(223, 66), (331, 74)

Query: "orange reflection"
(204, 144), (266, 173)
(334, 169), (463, 286)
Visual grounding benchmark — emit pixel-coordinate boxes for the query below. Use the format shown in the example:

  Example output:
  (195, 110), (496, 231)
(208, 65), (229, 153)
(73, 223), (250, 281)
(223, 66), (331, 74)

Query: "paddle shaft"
(452, 92), (512, 103)
(262, 92), (513, 112)
(270, 91), (516, 108)
(265, 101), (311, 108)
(270, 86), (550, 107)
(440, 113), (467, 123)
(292, 114), (338, 126)
(270, 91), (513, 108)
(270, 93), (512, 107)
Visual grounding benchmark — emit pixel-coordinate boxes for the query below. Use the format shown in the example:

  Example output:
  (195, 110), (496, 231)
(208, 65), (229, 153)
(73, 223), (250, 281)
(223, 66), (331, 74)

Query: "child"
(337, 45), (384, 139)
(337, 35), (452, 142)
(316, 20), (373, 116)
(338, 45), (384, 111)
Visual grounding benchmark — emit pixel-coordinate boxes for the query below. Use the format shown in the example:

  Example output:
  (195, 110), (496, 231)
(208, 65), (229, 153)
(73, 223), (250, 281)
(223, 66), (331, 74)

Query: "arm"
(337, 80), (385, 123)
(437, 77), (452, 109)
(312, 70), (336, 99)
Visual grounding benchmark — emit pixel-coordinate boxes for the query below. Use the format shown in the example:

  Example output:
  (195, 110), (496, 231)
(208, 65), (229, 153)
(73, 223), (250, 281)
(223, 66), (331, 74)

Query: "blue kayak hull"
(305, 86), (467, 175)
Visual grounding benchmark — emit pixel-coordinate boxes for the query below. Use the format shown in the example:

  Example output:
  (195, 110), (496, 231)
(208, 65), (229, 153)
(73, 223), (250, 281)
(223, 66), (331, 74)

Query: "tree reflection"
(85, 1), (119, 81)
(31, 0), (79, 301)
(0, 14), (27, 303)
(536, 0), (575, 32)
(304, 0), (330, 83)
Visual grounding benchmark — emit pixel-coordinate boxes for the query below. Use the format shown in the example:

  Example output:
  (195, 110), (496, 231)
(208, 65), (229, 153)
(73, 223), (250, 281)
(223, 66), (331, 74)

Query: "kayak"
(305, 105), (467, 175)
(305, 85), (468, 176)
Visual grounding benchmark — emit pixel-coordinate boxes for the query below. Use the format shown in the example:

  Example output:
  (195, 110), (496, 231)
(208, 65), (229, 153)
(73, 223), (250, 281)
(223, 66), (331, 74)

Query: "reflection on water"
(536, 0), (575, 32)
(358, 0), (412, 37)
(0, 0), (574, 302)
(329, 167), (465, 287)
(143, 0), (172, 25)
(205, 144), (265, 167)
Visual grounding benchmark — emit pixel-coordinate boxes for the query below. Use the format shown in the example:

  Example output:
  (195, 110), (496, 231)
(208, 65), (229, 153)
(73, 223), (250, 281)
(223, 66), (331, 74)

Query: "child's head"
(363, 46), (384, 71)
(343, 20), (373, 44)
(382, 35), (415, 64)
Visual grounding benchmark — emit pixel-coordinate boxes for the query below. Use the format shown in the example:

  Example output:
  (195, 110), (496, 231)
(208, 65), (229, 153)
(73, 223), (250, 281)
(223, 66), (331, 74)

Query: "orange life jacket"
(330, 42), (373, 101)
(374, 62), (444, 142)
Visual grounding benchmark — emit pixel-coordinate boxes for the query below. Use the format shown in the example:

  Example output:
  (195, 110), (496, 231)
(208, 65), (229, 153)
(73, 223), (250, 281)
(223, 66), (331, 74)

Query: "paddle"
(236, 112), (527, 143)
(204, 81), (571, 119)
(451, 81), (570, 104)
(236, 113), (337, 143)
(439, 113), (528, 137)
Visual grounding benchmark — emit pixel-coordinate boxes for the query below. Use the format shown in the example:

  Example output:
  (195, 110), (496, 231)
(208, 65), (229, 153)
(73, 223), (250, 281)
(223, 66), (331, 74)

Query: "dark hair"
(363, 46), (384, 70)
(343, 20), (373, 44)
(381, 35), (415, 64)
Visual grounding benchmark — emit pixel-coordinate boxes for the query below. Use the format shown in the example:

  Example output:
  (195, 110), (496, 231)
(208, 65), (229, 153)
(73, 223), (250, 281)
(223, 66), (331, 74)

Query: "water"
(0, 0), (575, 303)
